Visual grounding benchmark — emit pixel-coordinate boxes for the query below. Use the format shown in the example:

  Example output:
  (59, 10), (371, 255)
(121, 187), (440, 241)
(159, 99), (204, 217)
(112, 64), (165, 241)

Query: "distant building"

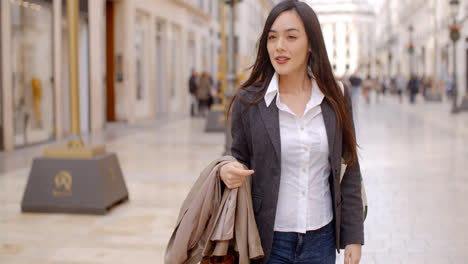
(0, 0), (280, 152)
(306, 0), (377, 78)
(375, 0), (468, 102)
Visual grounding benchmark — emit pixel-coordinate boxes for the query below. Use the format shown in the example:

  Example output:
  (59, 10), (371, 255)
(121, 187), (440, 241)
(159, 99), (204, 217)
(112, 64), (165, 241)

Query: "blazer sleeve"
(340, 84), (365, 248)
(230, 94), (251, 169)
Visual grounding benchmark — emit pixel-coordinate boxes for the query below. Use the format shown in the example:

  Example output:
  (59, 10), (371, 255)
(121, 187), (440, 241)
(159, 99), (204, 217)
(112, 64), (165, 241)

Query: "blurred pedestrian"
(407, 74), (419, 104)
(196, 71), (211, 117)
(362, 75), (372, 104)
(222, 1), (364, 263)
(396, 73), (406, 103)
(374, 76), (382, 103)
(422, 76), (432, 99)
(189, 69), (198, 117)
(390, 77), (397, 94)
(445, 78), (453, 98)
(349, 73), (362, 105)
(383, 76), (390, 95)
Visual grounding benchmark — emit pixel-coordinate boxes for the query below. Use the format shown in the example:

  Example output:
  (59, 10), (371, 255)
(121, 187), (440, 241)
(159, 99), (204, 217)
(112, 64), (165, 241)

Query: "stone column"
(89, 0), (105, 132)
(1, 0), (13, 151)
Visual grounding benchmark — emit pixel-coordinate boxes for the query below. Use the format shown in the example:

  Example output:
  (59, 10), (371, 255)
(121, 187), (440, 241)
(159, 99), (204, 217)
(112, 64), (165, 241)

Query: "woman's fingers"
(344, 244), (361, 264)
(225, 174), (245, 188)
(220, 162), (255, 189)
(344, 252), (350, 264)
(226, 170), (253, 189)
(231, 162), (245, 169)
(230, 162), (254, 175)
(232, 167), (255, 176)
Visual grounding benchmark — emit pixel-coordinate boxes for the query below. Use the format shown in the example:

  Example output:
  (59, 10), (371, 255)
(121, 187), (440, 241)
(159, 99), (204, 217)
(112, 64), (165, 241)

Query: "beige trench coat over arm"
(165, 156), (263, 264)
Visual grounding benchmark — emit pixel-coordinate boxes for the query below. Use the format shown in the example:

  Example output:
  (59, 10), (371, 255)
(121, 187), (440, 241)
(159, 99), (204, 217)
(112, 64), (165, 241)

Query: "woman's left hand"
(344, 244), (361, 264)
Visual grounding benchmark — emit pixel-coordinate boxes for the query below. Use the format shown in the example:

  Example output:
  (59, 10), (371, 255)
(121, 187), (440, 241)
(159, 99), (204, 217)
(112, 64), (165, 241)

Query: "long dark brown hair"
(227, 0), (358, 166)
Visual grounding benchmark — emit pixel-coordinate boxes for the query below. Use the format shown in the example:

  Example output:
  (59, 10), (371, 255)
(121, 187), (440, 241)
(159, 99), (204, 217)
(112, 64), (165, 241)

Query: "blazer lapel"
(258, 96), (281, 162)
(321, 99), (336, 159)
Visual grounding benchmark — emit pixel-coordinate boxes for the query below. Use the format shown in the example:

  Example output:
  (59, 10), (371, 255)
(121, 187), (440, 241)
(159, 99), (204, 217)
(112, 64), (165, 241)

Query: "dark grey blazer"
(230, 84), (364, 263)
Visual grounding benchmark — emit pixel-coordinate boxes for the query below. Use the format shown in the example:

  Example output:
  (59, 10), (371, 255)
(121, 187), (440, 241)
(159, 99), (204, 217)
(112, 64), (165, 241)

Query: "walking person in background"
(362, 75), (372, 104)
(422, 75), (432, 99)
(220, 1), (364, 263)
(189, 69), (198, 117)
(407, 74), (419, 104)
(196, 72), (211, 117)
(383, 76), (389, 95)
(349, 73), (362, 105)
(445, 76), (453, 98)
(374, 76), (383, 103)
(396, 73), (405, 103)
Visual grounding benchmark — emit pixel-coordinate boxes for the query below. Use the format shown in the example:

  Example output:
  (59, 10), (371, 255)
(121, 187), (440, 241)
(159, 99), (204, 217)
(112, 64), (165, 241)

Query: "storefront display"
(11, 0), (55, 147)
(155, 19), (167, 115)
(0, 1), (3, 150)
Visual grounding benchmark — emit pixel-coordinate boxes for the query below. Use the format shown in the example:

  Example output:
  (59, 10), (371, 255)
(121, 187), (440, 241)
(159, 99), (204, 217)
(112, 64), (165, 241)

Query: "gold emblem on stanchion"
(52, 171), (73, 197)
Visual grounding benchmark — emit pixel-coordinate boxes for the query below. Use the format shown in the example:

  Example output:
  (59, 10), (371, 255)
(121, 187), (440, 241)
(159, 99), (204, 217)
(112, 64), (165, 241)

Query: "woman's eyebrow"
(269, 28), (300, 33)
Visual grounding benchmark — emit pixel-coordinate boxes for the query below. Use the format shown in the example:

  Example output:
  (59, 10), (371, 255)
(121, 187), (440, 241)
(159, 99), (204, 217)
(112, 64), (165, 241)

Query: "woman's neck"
(278, 68), (311, 96)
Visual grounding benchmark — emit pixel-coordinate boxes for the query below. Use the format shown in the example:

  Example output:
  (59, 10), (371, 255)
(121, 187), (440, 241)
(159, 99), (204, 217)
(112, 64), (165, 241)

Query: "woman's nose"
(275, 36), (286, 52)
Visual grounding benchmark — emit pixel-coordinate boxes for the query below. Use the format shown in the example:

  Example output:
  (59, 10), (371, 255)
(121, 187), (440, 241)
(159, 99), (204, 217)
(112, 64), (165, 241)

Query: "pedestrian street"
(1, 95), (468, 264)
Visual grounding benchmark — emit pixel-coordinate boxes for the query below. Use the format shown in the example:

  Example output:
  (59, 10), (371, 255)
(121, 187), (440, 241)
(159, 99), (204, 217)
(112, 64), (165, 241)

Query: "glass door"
(11, 0), (55, 147)
(0, 0), (3, 149)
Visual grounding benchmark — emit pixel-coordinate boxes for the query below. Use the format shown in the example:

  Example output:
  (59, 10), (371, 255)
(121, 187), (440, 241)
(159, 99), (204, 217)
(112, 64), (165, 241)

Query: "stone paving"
(1, 94), (468, 264)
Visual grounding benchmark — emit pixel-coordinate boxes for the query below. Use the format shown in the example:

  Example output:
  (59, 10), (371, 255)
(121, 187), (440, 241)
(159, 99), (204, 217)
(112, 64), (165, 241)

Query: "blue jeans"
(268, 221), (336, 264)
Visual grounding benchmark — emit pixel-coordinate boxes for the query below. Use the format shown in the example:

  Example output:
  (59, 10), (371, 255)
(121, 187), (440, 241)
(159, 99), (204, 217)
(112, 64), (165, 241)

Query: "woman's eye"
(268, 35), (276, 40)
(288, 35), (297, 39)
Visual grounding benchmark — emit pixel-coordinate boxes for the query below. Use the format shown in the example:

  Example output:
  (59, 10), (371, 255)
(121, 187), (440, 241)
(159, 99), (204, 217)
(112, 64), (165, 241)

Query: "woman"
(219, 1), (364, 263)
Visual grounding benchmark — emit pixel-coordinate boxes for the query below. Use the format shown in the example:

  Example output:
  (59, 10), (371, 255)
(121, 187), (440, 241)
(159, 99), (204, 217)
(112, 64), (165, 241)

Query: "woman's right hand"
(219, 162), (255, 189)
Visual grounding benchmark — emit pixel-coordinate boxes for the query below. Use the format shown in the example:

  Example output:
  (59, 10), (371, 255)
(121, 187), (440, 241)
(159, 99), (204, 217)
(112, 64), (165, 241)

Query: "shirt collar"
(264, 73), (279, 107)
(264, 72), (324, 108)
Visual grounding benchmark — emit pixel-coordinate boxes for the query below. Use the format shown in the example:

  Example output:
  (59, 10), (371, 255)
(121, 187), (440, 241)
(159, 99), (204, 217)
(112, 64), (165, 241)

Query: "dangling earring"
(307, 52), (313, 78)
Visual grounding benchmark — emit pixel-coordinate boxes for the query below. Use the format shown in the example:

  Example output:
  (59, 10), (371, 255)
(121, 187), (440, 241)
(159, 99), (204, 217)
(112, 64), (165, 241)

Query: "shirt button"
(300, 127), (304, 131)
(304, 146), (308, 151)
(301, 191), (305, 196)
(302, 168), (306, 172)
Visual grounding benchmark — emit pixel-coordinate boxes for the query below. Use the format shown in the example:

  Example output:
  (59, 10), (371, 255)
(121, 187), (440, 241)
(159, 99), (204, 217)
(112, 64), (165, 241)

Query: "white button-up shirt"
(265, 73), (333, 233)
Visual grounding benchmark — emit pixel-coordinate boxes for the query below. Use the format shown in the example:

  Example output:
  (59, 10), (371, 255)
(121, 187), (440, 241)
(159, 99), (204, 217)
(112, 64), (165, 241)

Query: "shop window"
(155, 19), (167, 114)
(11, 0), (55, 146)
(0, 1), (3, 149)
(135, 11), (149, 101)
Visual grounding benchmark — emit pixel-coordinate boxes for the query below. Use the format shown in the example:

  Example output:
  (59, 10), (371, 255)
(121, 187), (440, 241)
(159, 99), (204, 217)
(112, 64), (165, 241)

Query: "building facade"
(0, 0), (223, 151)
(0, 0), (282, 152)
(306, 0), (377, 78)
(376, 0), (468, 102)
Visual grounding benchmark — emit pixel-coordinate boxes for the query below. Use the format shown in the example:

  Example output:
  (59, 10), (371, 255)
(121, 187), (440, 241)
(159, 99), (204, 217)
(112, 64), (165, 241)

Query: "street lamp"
(388, 51), (392, 78)
(408, 25), (414, 76)
(449, 0), (460, 113)
(220, 0), (241, 154)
